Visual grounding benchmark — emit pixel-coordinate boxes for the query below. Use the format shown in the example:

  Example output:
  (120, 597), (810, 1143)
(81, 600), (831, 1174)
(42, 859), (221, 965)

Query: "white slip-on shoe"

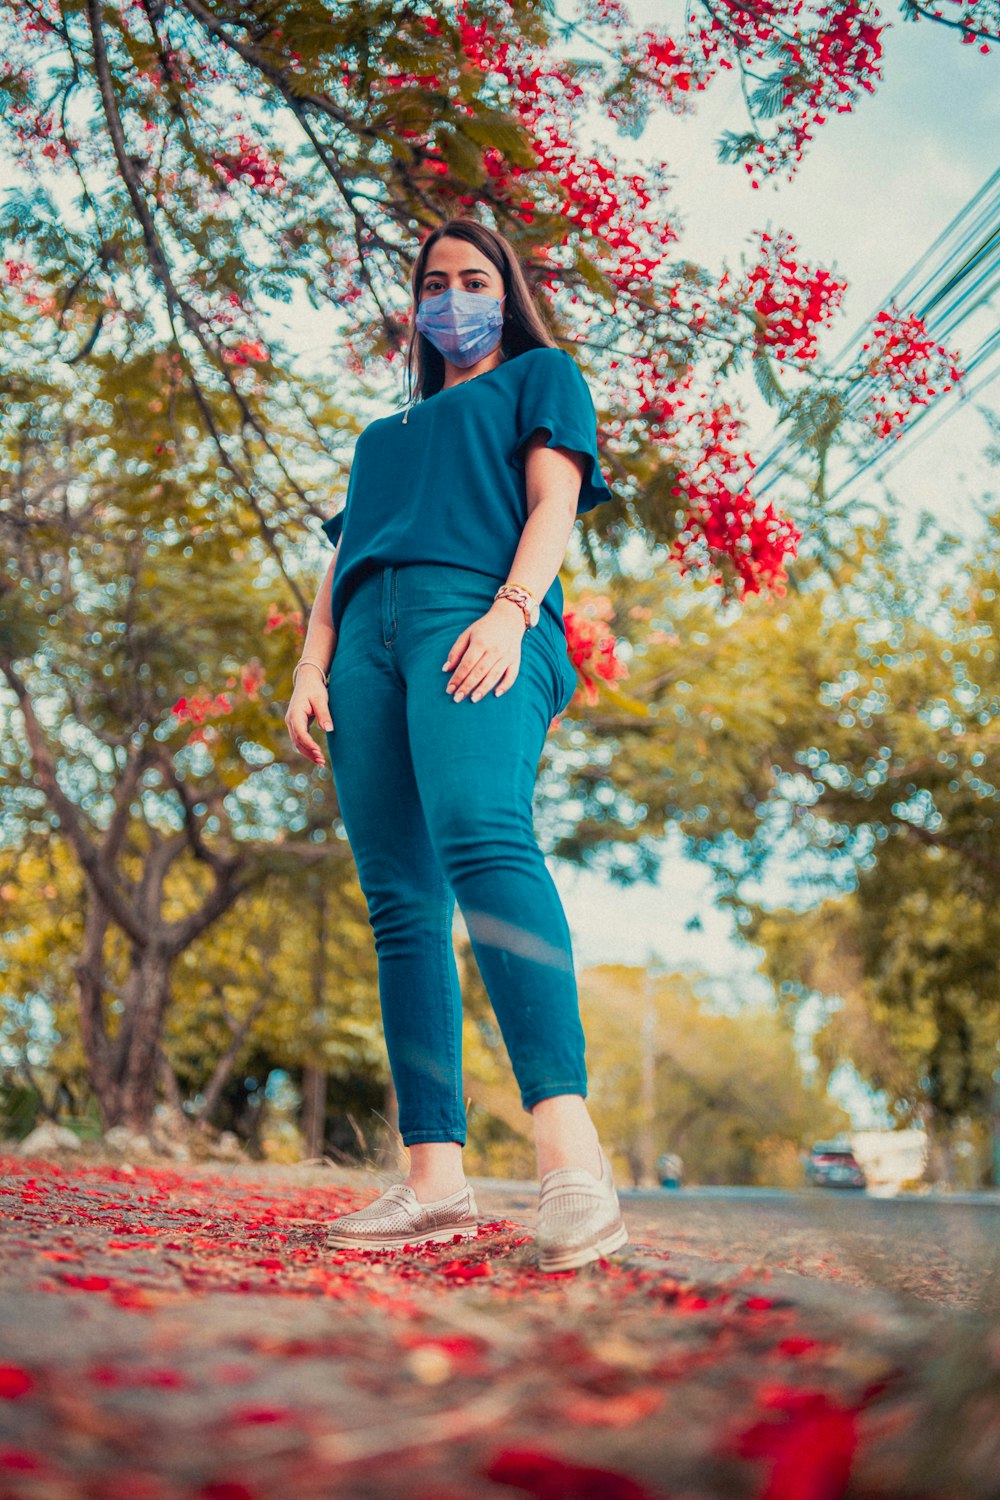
(535, 1144), (629, 1272)
(326, 1181), (479, 1250)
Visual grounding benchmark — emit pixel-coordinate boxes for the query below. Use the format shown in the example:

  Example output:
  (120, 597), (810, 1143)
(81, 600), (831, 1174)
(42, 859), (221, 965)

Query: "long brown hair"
(403, 217), (557, 405)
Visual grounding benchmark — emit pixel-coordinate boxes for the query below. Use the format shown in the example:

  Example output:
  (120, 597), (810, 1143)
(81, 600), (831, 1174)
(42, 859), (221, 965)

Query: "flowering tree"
(545, 502), (1000, 1179)
(1, 0), (976, 604)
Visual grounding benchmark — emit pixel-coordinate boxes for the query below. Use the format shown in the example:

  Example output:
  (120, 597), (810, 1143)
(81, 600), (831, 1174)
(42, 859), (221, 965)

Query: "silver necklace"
(401, 357), (506, 425)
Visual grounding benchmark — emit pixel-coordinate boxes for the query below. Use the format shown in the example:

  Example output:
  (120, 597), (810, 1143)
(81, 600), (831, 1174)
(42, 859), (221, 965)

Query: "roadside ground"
(1, 1150), (998, 1500)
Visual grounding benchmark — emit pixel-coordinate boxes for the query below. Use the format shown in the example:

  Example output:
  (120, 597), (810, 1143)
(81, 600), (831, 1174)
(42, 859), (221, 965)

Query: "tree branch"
(85, 0), (319, 613)
(0, 654), (148, 943)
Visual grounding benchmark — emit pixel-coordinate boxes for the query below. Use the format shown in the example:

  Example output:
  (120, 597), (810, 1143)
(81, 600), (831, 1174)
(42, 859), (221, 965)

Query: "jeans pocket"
(531, 622), (577, 720)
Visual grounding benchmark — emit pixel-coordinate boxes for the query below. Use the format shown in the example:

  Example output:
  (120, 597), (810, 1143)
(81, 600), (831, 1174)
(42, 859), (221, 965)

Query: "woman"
(284, 216), (628, 1273)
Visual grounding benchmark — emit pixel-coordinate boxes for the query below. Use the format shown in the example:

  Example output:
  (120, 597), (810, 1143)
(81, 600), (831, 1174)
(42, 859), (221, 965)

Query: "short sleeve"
(510, 348), (613, 514)
(320, 510), (344, 548)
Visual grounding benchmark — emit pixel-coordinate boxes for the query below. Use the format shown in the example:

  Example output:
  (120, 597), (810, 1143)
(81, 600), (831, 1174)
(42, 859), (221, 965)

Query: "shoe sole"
(327, 1221), (479, 1250)
(536, 1218), (629, 1272)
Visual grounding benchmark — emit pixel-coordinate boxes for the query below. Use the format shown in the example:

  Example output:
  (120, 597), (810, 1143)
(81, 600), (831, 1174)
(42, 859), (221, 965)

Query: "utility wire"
(825, 323), (1000, 500)
(752, 166), (1000, 499)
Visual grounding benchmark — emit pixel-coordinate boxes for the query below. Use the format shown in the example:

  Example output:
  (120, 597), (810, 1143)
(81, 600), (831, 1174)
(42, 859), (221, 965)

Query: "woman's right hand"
(285, 666), (334, 766)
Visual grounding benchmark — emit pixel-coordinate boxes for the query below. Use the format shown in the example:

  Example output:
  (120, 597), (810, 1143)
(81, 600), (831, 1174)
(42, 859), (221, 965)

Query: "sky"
(269, 5), (999, 1129)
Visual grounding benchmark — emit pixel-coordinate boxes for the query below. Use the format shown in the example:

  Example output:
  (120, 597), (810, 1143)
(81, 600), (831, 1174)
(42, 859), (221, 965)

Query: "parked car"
(656, 1152), (684, 1189)
(805, 1141), (867, 1190)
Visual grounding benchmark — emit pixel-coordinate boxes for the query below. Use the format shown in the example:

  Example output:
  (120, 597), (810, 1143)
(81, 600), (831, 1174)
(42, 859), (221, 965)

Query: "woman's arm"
(499, 432), (587, 611)
(299, 545), (340, 674)
(285, 543), (339, 765)
(442, 437), (587, 703)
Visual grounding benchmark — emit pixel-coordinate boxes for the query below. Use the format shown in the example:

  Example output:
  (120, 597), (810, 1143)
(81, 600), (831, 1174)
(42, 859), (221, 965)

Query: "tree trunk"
(157, 1047), (189, 1138)
(302, 873), (329, 1161)
(922, 1108), (956, 1188)
(73, 907), (119, 1128)
(158, 1048), (186, 1114)
(302, 1064), (327, 1159)
(195, 993), (269, 1129)
(116, 948), (174, 1134)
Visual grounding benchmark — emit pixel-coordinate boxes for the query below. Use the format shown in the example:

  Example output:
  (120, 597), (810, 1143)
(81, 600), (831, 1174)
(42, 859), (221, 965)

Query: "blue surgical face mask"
(415, 285), (506, 367)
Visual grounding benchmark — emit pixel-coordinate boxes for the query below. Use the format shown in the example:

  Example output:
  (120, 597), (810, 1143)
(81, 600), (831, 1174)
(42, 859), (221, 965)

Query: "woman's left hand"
(442, 601), (526, 702)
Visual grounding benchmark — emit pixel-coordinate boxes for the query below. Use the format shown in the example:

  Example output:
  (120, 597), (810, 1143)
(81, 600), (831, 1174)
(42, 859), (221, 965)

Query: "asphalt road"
(469, 1178), (1000, 1311)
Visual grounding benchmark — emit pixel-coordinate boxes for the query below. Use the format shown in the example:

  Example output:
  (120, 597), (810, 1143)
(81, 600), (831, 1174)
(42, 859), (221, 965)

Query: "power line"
(752, 165), (1000, 500)
(825, 323), (1000, 501)
(826, 165), (1000, 369)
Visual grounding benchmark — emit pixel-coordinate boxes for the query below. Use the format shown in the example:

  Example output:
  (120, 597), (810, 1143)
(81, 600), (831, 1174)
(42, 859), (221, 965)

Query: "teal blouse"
(320, 345), (612, 639)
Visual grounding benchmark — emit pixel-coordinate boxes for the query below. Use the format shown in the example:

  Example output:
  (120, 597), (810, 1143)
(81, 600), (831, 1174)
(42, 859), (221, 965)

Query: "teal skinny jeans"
(324, 562), (587, 1147)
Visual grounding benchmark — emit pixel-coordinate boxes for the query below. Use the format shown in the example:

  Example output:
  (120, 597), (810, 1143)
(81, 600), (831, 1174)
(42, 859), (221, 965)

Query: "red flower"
(729, 229), (847, 365)
(0, 1447), (44, 1471)
(725, 1385), (860, 1500)
(229, 1404), (295, 1424)
(240, 659), (266, 699)
(858, 305), (964, 440)
(439, 1259), (493, 1281)
(0, 1364), (34, 1400)
(212, 134), (283, 193)
(224, 338), (268, 366)
(484, 1446), (666, 1499)
(58, 1272), (114, 1291)
(263, 602), (304, 636)
(562, 601), (629, 707)
(171, 690), (234, 726)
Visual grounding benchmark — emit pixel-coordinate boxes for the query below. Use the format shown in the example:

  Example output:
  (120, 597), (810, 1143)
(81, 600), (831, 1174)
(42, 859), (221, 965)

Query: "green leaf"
(572, 251), (618, 302)
(434, 126), (487, 184)
(751, 347), (786, 409)
(462, 113), (538, 169)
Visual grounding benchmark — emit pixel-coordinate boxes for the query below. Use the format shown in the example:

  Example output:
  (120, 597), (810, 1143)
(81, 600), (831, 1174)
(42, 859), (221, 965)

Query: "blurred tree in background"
(578, 964), (849, 1187)
(743, 510), (1000, 1187)
(564, 501), (1000, 1185)
(0, 342), (365, 1133)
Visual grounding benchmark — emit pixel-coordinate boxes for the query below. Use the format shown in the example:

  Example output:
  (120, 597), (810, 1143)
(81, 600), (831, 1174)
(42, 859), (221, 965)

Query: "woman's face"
(418, 237), (505, 306)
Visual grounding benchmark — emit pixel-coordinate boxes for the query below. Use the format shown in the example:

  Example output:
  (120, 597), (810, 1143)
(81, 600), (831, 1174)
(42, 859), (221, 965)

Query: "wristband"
(292, 658), (330, 688)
